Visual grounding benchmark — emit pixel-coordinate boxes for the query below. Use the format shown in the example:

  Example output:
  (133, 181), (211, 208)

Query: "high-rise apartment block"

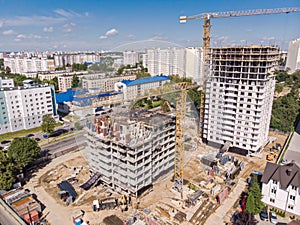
(85, 110), (175, 196)
(286, 38), (300, 74)
(203, 46), (279, 154)
(123, 51), (140, 66)
(3, 57), (55, 75)
(54, 52), (101, 68)
(0, 80), (56, 134)
(142, 47), (202, 83)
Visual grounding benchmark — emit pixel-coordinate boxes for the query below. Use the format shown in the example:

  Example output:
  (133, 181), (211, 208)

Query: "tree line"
(270, 70), (300, 132)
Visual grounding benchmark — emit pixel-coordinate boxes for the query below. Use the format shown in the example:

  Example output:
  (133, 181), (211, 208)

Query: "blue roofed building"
(114, 75), (170, 100)
(55, 88), (123, 116)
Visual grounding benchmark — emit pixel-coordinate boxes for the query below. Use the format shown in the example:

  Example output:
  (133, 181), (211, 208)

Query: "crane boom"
(180, 7), (300, 22)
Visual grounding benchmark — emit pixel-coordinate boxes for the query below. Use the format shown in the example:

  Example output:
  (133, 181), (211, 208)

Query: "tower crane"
(180, 7), (300, 139)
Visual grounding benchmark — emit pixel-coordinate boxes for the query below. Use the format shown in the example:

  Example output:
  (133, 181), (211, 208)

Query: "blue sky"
(0, 0), (299, 52)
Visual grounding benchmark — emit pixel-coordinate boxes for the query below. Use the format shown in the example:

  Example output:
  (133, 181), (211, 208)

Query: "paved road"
(41, 132), (86, 154)
(0, 202), (21, 225)
(284, 120), (300, 164)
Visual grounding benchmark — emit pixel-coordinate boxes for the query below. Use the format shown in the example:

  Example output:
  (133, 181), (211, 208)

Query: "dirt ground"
(29, 129), (288, 225)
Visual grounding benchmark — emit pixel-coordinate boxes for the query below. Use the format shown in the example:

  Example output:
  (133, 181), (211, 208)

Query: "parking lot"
(255, 214), (289, 225)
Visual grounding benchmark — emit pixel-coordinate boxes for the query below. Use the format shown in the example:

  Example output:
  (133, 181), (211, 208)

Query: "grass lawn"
(0, 122), (63, 143)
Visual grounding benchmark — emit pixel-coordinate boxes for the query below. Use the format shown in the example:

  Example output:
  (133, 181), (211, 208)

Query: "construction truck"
(266, 152), (278, 161)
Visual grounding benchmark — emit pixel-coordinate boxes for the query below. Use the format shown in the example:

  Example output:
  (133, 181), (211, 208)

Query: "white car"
(270, 211), (277, 224)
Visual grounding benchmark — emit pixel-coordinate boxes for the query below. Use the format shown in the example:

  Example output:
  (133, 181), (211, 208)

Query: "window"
(273, 180), (278, 185)
(271, 188), (276, 194)
(292, 185), (297, 190)
(270, 198), (275, 203)
(288, 205), (294, 210)
(290, 195), (295, 201)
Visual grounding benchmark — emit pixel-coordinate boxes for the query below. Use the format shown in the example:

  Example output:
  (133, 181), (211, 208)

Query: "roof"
(103, 215), (123, 225)
(55, 88), (88, 103)
(261, 161), (300, 189)
(57, 181), (77, 199)
(121, 75), (169, 87)
(56, 88), (121, 106)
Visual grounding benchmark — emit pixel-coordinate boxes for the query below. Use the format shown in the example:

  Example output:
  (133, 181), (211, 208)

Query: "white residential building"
(142, 47), (202, 84)
(286, 38), (300, 74)
(0, 77), (14, 88)
(3, 57), (55, 75)
(82, 74), (136, 92)
(0, 81), (56, 134)
(123, 51), (140, 66)
(203, 46), (279, 154)
(54, 53), (101, 67)
(114, 75), (170, 100)
(262, 162), (300, 216)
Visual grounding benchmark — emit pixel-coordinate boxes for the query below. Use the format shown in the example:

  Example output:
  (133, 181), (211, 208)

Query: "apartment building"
(262, 162), (300, 216)
(142, 47), (202, 83)
(38, 71), (88, 81)
(114, 75), (170, 100)
(85, 110), (175, 196)
(54, 52), (101, 67)
(203, 46), (279, 154)
(286, 39), (300, 74)
(123, 51), (140, 66)
(0, 81), (56, 134)
(82, 74), (136, 92)
(3, 57), (55, 75)
(0, 77), (14, 88)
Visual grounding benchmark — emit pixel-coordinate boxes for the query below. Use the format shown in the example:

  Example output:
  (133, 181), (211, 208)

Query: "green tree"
(71, 75), (80, 88)
(5, 66), (11, 74)
(7, 137), (40, 171)
(72, 63), (87, 71)
(74, 121), (83, 130)
(0, 152), (16, 190)
(236, 211), (258, 225)
(246, 192), (255, 213)
(246, 175), (264, 215)
(41, 114), (56, 134)
(42, 77), (58, 91)
(136, 72), (151, 79)
(0, 59), (4, 71)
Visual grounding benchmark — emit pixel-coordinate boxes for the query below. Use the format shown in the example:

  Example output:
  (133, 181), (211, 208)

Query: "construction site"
(12, 6), (298, 225)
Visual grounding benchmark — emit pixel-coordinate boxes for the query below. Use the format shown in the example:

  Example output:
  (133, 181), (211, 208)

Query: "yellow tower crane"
(180, 7), (300, 139)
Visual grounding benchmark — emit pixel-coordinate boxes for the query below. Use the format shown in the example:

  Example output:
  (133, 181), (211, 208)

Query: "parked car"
(26, 133), (34, 138)
(260, 207), (268, 221)
(270, 211), (277, 224)
(1, 140), (11, 145)
(35, 138), (41, 142)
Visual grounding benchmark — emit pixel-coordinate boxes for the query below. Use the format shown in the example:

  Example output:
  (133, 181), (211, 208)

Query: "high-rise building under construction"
(85, 110), (176, 197)
(203, 46), (280, 155)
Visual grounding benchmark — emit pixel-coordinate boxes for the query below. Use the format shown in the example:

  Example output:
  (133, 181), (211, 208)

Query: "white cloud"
(62, 23), (76, 33)
(15, 34), (42, 39)
(17, 34), (26, 39)
(127, 34), (136, 40)
(105, 28), (118, 36)
(3, 16), (66, 26)
(2, 29), (15, 35)
(150, 33), (168, 41)
(43, 26), (53, 32)
(99, 28), (119, 39)
(14, 38), (21, 42)
(99, 35), (107, 39)
(84, 12), (89, 17)
(54, 9), (81, 18)
(0, 21), (4, 28)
